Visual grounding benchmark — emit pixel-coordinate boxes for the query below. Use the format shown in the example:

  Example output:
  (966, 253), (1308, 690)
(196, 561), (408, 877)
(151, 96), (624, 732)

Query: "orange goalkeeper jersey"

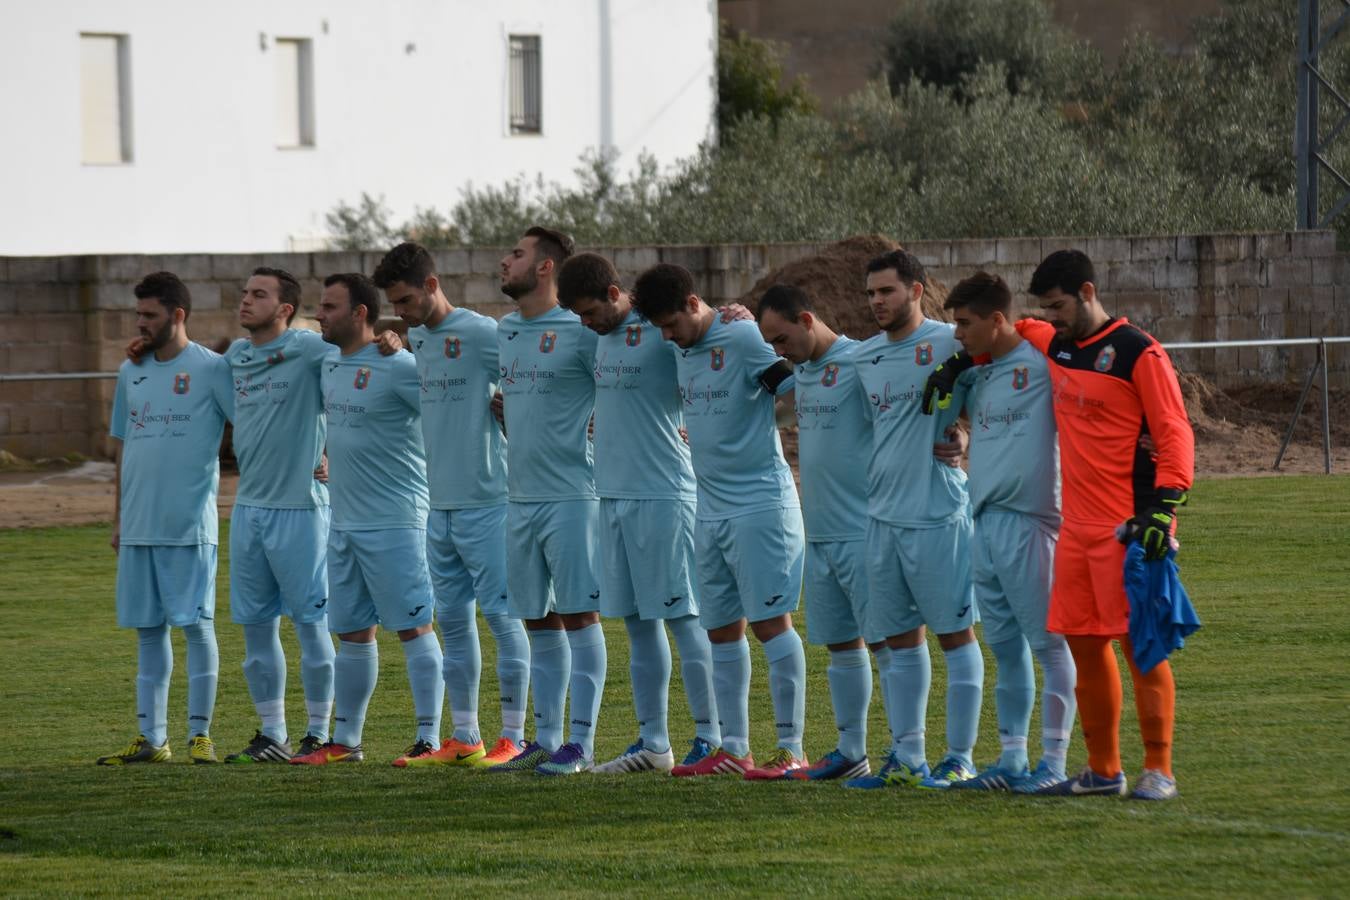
(1015, 318), (1194, 528)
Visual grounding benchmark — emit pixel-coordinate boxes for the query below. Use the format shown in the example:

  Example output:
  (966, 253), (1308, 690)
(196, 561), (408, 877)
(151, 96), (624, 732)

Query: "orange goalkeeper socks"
(1121, 634), (1176, 777)
(1066, 635), (1123, 778)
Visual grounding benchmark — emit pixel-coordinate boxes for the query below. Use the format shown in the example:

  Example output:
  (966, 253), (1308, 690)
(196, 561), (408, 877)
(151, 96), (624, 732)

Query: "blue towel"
(1124, 543), (1201, 674)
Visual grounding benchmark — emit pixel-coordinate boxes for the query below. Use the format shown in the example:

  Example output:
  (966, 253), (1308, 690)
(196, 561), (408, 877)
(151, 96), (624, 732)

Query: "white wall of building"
(0, 1), (717, 254)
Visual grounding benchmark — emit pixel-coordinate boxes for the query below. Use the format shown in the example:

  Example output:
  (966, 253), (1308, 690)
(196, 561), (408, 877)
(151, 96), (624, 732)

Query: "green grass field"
(1, 476), (1347, 896)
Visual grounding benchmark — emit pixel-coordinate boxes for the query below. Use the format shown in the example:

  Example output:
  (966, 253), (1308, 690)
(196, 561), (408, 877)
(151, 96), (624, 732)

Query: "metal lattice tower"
(1297, 0), (1350, 228)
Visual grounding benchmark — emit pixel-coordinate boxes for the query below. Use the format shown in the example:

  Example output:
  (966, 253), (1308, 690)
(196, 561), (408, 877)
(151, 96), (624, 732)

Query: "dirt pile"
(737, 235), (949, 338)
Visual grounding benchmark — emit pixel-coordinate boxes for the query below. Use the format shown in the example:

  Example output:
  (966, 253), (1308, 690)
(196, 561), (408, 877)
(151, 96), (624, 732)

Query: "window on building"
(509, 35), (541, 135)
(275, 38), (315, 148)
(80, 33), (132, 164)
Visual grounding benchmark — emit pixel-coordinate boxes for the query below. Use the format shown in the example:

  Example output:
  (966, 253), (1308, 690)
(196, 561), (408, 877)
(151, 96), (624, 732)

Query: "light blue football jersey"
(409, 308), (508, 510)
(225, 328), (332, 510)
(854, 319), (969, 527)
(110, 341), (233, 546)
(674, 318), (797, 521)
(320, 343), (429, 531)
(497, 305), (598, 502)
(795, 335), (870, 542)
(960, 339), (1061, 529)
(593, 309), (696, 501)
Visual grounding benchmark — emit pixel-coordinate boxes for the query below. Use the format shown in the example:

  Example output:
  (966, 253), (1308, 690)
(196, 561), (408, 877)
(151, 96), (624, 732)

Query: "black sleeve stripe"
(759, 359), (794, 393)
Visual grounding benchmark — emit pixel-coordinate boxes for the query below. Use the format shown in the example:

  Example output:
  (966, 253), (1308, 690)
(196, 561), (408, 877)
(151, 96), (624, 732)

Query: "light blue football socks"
(886, 642), (931, 769)
(669, 615), (720, 746)
(242, 621), (287, 742)
(565, 623), (607, 759)
(828, 648), (872, 761)
(763, 629), (807, 758)
(872, 645), (893, 742)
(294, 620), (335, 741)
(402, 630), (444, 745)
(943, 640), (984, 771)
(529, 627), (571, 753)
(991, 636), (1035, 772)
(1036, 638), (1077, 774)
(333, 639), (378, 748)
(710, 637), (752, 758)
(438, 603), (482, 745)
(485, 612), (530, 744)
(626, 616), (672, 754)
(182, 618), (218, 737)
(136, 625), (172, 747)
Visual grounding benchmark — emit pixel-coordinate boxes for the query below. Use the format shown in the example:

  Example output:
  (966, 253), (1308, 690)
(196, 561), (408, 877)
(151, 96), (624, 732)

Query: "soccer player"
(754, 284), (884, 781)
(97, 272), (233, 765)
(372, 242), (531, 768)
(845, 249), (984, 791)
(555, 252), (720, 774)
(488, 227), (608, 776)
(926, 250), (1194, 799)
(219, 267), (339, 763)
(630, 263), (809, 780)
(930, 273), (1078, 793)
(289, 274), (446, 766)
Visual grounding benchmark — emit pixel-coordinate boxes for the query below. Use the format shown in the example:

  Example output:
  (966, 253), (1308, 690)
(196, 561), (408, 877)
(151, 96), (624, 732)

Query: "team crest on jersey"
(172, 373), (191, 394)
(266, 351), (285, 366)
(444, 337), (461, 359)
(821, 364), (839, 387)
(625, 324), (642, 347)
(539, 331), (558, 353)
(353, 367), (372, 390)
(1094, 345), (1117, 373)
(915, 343), (933, 366)
(710, 347), (725, 371)
(1012, 367), (1029, 390)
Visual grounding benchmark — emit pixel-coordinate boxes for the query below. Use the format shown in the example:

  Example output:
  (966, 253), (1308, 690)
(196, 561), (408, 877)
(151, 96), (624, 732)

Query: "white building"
(0, 1), (717, 255)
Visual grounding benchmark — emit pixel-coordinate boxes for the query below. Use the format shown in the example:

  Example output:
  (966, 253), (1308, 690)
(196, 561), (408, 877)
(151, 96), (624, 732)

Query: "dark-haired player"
(373, 242), (531, 768)
(98, 272), (233, 765)
(631, 263), (808, 780)
(557, 252), (721, 774)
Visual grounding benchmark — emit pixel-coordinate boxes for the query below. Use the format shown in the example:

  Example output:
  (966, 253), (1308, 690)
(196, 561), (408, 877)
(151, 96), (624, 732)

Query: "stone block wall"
(2, 231), (1346, 459)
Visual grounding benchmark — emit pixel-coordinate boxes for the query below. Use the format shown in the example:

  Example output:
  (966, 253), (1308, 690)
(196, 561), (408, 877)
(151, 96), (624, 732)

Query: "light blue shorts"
(973, 508), (1058, 650)
(695, 506), (805, 631)
(427, 505), (511, 618)
(506, 499), (601, 619)
(229, 504), (330, 625)
(115, 544), (217, 629)
(599, 498), (699, 621)
(326, 528), (435, 634)
(867, 514), (976, 639)
(803, 539), (875, 646)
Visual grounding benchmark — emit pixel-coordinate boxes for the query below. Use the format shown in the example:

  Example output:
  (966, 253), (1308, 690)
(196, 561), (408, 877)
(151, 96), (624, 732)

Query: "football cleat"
(288, 741), (364, 765)
(671, 747), (754, 777)
(918, 755), (977, 789)
(487, 740), (551, 773)
(1011, 759), (1067, 794)
(408, 737), (486, 767)
(1035, 767), (1127, 796)
(744, 747), (808, 781)
(96, 735), (170, 766)
(481, 737), (525, 767)
(844, 751), (929, 789)
(678, 736), (715, 768)
(391, 739), (439, 768)
(225, 731), (293, 764)
(1130, 768), (1178, 801)
(789, 748), (870, 781)
(949, 762), (1030, 792)
(593, 738), (675, 774)
(188, 734), (218, 765)
(535, 742), (593, 776)
(294, 734), (326, 758)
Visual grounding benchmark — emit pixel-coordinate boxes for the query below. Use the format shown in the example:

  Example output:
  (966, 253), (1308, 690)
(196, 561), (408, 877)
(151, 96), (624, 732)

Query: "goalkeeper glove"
(1118, 488), (1189, 560)
(921, 352), (975, 415)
